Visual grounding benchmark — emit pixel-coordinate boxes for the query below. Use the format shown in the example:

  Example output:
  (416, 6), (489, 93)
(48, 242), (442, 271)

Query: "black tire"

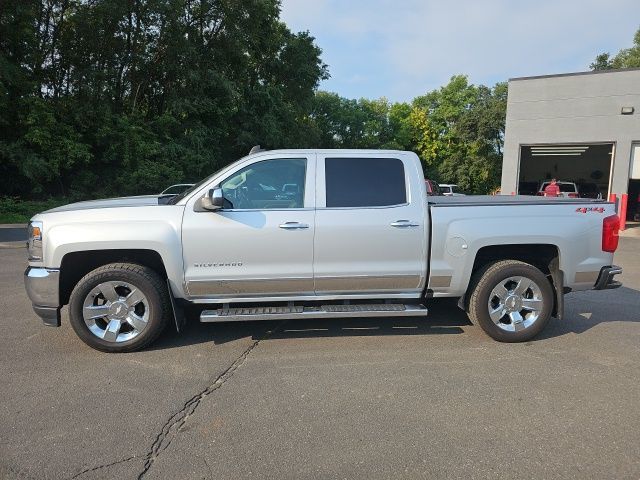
(467, 260), (554, 342)
(68, 263), (170, 352)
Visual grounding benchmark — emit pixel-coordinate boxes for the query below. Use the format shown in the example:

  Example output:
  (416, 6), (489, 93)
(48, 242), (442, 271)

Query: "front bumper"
(593, 265), (623, 290)
(24, 267), (61, 326)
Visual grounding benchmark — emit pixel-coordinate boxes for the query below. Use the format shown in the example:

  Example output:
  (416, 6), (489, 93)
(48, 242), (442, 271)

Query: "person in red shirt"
(544, 178), (561, 197)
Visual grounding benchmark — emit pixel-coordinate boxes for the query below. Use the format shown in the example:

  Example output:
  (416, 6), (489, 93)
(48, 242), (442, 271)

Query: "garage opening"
(517, 144), (613, 198)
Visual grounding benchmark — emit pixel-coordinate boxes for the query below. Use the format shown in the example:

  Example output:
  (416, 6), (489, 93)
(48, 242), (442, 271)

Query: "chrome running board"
(200, 303), (428, 323)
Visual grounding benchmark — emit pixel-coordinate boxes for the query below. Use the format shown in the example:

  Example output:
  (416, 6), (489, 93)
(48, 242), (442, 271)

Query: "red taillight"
(568, 192), (579, 198)
(602, 214), (620, 253)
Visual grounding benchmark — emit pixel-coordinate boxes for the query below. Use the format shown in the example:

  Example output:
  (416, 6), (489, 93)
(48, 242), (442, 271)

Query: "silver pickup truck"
(24, 149), (623, 352)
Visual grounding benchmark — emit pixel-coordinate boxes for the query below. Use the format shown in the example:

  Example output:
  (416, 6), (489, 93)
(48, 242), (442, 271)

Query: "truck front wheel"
(467, 260), (553, 342)
(68, 263), (170, 352)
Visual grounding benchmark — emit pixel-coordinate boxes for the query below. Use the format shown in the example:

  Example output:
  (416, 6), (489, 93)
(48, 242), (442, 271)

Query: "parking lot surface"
(1, 238), (639, 479)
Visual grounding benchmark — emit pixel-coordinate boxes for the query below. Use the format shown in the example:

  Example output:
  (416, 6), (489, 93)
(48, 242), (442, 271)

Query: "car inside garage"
(517, 144), (613, 198)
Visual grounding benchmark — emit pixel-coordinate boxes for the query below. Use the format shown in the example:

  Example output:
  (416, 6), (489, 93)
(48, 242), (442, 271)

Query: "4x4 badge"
(576, 207), (604, 213)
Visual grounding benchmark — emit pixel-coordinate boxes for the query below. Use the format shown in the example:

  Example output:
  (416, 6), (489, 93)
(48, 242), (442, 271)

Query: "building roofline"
(509, 67), (640, 82)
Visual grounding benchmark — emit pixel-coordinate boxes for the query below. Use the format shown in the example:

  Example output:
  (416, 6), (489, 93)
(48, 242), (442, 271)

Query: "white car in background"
(160, 183), (195, 195)
(439, 184), (465, 196)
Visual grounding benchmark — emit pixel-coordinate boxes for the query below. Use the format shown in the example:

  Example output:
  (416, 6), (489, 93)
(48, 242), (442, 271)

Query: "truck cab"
(181, 150), (428, 301)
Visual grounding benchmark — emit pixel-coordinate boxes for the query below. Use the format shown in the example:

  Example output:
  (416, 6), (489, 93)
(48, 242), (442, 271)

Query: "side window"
(221, 158), (306, 210)
(325, 157), (406, 208)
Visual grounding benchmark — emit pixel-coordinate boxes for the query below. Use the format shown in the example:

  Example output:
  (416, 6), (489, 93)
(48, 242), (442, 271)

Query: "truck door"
(313, 154), (427, 296)
(182, 154), (315, 299)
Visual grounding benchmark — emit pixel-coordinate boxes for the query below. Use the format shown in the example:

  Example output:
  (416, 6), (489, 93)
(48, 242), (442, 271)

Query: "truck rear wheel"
(467, 260), (553, 342)
(68, 263), (170, 352)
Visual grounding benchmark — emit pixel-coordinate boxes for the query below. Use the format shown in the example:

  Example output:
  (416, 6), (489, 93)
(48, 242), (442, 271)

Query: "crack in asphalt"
(137, 323), (284, 479)
(68, 455), (137, 479)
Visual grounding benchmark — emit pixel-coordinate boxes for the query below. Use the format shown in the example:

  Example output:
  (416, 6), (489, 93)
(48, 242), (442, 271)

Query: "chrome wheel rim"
(487, 276), (544, 332)
(82, 281), (150, 343)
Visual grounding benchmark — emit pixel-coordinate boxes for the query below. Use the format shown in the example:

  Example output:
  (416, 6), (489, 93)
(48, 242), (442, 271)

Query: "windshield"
(167, 165), (230, 204)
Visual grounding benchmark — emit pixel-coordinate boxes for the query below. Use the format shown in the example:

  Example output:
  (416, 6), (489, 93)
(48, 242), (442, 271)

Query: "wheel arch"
(460, 243), (564, 318)
(59, 249), (168, 306)
(471, 243), (560, 277)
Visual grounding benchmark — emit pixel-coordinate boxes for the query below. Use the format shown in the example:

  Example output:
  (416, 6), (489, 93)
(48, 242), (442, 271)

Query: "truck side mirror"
(201, 187), (224, 211)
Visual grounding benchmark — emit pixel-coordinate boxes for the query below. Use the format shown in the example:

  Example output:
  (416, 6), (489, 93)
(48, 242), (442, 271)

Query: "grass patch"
(0, 197), (70, 224)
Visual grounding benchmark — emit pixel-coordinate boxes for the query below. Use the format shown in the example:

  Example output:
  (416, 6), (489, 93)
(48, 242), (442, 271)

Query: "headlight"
(28, 221), (43, 261)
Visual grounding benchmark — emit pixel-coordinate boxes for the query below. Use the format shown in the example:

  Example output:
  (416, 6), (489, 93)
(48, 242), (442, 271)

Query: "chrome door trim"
(314, 274), (421, 292)
(187, 277), (315, 296)
(429, 275), (452, 288)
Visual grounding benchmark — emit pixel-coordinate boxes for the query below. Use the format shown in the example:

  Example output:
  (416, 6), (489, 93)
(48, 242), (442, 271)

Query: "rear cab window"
(324, 157), (407, 208)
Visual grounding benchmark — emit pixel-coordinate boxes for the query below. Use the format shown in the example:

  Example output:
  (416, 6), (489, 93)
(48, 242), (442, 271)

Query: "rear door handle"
(390, 220), (419, 228)
(279, 222), (310, 230)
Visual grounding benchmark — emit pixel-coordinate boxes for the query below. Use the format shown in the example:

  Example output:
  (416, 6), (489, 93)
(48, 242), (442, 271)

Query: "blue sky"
(280, 0), (640, 102)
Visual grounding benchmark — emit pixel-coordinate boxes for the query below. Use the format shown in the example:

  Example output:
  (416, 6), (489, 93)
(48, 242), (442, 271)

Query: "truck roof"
(249, 149), (412, 156)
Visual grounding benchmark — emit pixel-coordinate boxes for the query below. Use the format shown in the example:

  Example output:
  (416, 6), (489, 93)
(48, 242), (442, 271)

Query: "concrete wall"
(501, 69), (640, 195)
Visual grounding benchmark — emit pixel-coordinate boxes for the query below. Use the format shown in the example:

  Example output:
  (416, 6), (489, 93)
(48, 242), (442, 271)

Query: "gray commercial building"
(501, 68), (640, 222)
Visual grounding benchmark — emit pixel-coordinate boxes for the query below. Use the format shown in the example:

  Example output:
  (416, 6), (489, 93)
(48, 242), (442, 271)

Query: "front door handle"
(279, 222), (310, 230)
(390, 220), (419, 228)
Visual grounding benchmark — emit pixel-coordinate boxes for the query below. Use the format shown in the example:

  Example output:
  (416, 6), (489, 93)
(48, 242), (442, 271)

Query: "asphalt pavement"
(1, 238), (639, 479)
(0, 225), (27, 247)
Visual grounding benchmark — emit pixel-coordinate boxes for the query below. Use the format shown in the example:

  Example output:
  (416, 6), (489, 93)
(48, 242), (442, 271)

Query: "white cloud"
(280, 0), (640, 101)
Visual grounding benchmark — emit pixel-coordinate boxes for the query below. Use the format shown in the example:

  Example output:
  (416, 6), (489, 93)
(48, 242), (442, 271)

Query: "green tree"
(591, 26), (640, 70)
(308, 77), (506, 194)
(408, 76), (506, 193)
(0, 0), (328, 199)
(308, 92), (413, 150)
(1, 0), (509, 200)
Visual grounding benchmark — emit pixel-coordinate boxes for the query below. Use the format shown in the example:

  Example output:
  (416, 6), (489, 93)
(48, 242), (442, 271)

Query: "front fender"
(43, 207), (187, 298)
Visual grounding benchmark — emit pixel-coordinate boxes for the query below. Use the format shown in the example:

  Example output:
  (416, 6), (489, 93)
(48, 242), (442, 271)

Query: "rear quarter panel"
(429, 202), (616, 296)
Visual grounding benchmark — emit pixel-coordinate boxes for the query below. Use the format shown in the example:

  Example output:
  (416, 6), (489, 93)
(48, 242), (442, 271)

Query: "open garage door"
(517, 144), (613, 198)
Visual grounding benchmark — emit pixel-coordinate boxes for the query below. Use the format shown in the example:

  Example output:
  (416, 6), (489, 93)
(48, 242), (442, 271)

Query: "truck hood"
(44, 195), (162, 213)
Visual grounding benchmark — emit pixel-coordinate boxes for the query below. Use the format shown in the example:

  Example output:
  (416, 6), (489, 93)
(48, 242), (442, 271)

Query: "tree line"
(1, 2), (638, 200)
